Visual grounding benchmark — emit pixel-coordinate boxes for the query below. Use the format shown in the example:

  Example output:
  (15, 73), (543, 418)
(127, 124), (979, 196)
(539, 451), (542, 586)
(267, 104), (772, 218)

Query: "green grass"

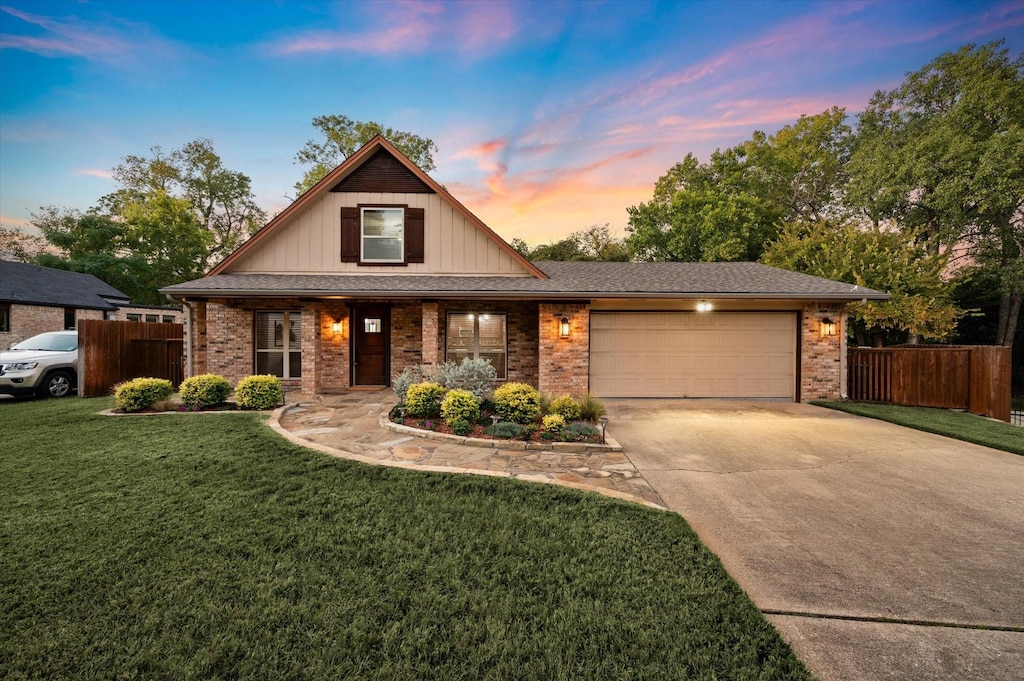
(0, 398), (811, 681)
(812, 401), (1024, 456)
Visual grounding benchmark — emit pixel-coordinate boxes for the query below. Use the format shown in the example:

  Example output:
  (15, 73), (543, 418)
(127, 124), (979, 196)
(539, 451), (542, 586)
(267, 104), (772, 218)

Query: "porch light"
(821, 318), (837, 336)
(598, 416), (609, 444)
(332, 319), (344, 334)
(696, 300), (713, 312)
(559, 317), (571, 338)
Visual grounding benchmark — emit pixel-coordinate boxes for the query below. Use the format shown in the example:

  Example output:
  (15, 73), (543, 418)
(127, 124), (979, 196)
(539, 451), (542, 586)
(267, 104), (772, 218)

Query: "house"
(161, 136), (887, 401)
(0, 260), (184, 348)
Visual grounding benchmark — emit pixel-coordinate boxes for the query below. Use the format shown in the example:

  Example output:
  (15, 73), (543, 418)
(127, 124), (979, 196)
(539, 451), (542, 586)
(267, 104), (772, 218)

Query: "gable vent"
(331, 149), (435, 194)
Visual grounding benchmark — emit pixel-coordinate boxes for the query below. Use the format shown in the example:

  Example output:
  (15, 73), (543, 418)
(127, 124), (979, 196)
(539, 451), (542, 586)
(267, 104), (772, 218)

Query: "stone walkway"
(271, 390), (666, 508)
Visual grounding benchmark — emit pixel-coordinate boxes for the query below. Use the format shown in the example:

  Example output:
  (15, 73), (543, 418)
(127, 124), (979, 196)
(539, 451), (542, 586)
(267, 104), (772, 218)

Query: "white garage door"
(590, 312), (797, 398)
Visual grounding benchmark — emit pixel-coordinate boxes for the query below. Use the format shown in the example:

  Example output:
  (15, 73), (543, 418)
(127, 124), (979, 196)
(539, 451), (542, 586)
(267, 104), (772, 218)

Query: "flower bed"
(390, 409), (604, 444)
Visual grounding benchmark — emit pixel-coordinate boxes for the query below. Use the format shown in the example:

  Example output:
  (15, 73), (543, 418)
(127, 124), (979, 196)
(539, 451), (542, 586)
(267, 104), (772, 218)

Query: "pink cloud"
(272, 0), (522, 58)
(75, 168), (113, 179)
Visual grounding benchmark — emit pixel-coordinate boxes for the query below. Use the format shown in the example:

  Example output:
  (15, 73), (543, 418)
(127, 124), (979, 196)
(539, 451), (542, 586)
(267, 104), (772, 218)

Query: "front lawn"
(812, 401), (1024, 456)
(1, 398), (810, 680)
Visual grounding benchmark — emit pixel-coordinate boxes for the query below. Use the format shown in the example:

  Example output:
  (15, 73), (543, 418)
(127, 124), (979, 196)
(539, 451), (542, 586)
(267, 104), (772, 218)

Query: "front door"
(352, 306), (389, 386)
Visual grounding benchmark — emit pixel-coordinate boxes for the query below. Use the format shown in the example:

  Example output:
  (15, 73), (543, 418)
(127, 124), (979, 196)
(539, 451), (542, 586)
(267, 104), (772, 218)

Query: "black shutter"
(341, 207), (359, 262)
(405, 207), (425, 263)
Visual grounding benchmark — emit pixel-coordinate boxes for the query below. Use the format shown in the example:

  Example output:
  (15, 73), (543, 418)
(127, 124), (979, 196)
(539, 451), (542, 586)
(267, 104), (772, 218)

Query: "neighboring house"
(161, 136), (887, 401)
(0, 260), (183, 348)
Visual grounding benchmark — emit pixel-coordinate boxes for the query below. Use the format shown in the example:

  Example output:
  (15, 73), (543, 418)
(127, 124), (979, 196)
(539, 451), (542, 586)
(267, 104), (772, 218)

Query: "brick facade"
(800, 302), (846, 401)
(390, 303), (423, 382)
(319, 301), (350, 392)
(537, 302), (590, 396)
(421, 302), (439, 366)
(0, 303), (104, 348)
(110, 306), (183, 324)
(434, 300), (539, 385)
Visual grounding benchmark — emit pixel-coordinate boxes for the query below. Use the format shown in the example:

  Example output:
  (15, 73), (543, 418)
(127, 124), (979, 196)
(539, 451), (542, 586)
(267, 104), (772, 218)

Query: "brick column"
(206, 303), (252, 385)
(800, 302), (844, 401)
(421, 302), (439, 366)
(320, 302), (350, 391)
(538, 302), (590, 396)
(191, 300), (208, 376)
(301, 301), (323, 395)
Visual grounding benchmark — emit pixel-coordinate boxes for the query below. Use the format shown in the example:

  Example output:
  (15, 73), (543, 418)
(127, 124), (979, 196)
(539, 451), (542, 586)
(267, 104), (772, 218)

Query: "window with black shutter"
(341, 204), (425, 265)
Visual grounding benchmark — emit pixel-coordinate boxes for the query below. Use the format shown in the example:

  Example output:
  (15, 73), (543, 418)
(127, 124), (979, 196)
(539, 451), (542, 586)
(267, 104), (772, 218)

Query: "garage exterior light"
(821, 318), (838, 336)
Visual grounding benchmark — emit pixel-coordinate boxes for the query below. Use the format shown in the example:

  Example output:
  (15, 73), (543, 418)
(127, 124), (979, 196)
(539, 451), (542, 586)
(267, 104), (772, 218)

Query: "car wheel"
(39, 370), (74, 398)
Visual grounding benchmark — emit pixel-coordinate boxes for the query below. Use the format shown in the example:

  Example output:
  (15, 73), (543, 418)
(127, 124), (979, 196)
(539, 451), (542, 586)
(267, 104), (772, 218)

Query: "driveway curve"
(606, 399), (1024, 681)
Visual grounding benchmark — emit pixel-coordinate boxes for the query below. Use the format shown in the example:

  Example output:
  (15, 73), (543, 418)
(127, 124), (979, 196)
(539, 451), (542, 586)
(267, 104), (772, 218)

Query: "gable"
(216, 136), (541, 278)
(331, 149), (434, 194)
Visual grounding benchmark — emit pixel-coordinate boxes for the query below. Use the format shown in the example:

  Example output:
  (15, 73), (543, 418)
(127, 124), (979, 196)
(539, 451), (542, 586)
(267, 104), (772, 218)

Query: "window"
(162, 315), (175, 323)
(145, 314), (159, 323)
(446, 312), (507, 380)
(0, 303), (9, 332)
(64, 308), (76, 330)
(256, 311), (301, 379)
(361, 207), (404, 263)
(127, 313), (142, 322)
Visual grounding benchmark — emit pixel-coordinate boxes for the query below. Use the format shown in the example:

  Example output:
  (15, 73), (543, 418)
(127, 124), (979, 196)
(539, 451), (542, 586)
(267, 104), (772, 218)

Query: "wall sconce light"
(559, 316), (571, 338)
(332, 319), (344, 334)
(696, 300), (713, 312)
(820, 318), (837, 336)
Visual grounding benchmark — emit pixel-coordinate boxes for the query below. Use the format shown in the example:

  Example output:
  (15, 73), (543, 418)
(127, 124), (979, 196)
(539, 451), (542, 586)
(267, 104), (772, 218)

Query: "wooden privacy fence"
(79, 319), (184, 397)
(848, 345), (1012, 422)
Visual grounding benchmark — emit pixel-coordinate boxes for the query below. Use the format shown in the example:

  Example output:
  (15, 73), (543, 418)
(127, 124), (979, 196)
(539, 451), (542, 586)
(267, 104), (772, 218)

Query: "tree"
(107, 138), (266, 265)
(0, 226), (45, 262)
(762, 221), (960, 344)
(294, 115), (439, 195)
(848, 41), (1024, 346)
(512, 224), (629, 261)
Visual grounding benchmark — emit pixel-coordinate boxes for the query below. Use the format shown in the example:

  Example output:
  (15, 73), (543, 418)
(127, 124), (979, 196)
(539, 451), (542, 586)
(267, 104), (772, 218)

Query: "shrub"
(493, 382), (542, 424)
(485, 421), (531, 440)
(405, 382), (446, 418)
(234, 375), (283, 410)
(432, 358), (497, 399)
(179, 373), (231, 409)
(577, 394), (607, 423)
(392, 365), (426, 403)
(114, 377), (174, 413)
(564, 421), (600, 441)
(441, 389), (480, 424)
(549, 395), (582, 420)
(449, 418), (473, 436)
(542, 413), (565, 432)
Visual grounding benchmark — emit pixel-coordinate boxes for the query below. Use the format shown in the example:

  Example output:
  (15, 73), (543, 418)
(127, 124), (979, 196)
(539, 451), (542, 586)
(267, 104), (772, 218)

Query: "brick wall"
(300, 301), (322, 395)
(111, 306), (184, 324)
(801, 302), (845, 401)
(190, 301), (208, 376)
(0, 304), (104, 348)
(538, 302), (589, 396)
(421, 302), (439, 366)
(206, 302), (254, 385)
(390, 303), (423, 382)
(435, 300), (539, 385)
(319, 302), (350, 392)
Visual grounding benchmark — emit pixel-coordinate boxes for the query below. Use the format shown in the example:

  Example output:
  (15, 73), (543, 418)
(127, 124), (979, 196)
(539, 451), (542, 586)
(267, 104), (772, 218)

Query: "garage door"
(590, 312), (797, 398)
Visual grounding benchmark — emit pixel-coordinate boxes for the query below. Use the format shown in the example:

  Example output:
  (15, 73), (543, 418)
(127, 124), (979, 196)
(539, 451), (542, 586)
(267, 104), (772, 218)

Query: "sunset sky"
(1, 0), (1022, 246)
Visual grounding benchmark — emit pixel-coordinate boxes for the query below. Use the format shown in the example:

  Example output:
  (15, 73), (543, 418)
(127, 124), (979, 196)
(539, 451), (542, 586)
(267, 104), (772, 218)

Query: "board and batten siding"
(230, 192), (532, 276)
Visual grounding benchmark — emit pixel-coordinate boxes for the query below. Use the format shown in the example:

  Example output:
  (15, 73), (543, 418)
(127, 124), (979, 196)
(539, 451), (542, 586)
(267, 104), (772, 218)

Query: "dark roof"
(1, 260), (131, 310)
(161, 261), (887, 301)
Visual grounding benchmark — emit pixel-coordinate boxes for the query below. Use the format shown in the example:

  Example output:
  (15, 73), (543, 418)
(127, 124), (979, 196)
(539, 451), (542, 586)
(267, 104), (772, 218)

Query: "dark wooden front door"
(352, 306), (389, 386)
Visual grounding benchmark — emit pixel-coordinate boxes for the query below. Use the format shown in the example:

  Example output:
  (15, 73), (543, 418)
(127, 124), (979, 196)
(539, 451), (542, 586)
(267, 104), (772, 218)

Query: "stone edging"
(98, 407), (274, 417)
(268, 404), (663, 510)
(379, 414), (623, 452)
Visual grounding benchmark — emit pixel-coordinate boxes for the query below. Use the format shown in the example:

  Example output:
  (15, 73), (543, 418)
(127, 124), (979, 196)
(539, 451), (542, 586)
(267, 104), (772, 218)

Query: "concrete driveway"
(606, 399), (1024, 681)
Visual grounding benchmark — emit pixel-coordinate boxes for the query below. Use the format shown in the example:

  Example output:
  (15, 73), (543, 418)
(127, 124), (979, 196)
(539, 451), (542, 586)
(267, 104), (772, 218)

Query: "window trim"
(360, 206), (405, 264)
(0, 302), (9, 333)
(444, 311), (508, 381)
(255, 310), (302, 380)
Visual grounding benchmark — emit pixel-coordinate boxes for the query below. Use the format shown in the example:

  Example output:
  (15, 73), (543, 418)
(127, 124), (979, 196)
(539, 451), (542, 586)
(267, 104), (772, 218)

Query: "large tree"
(848, 41), (1024, 346)
(106, 138), (265, 265)
(762, 221), (960, 344)
(513, 224), (629, 262)
(294, 115), (438, 195)
(626, 109), (852, 262)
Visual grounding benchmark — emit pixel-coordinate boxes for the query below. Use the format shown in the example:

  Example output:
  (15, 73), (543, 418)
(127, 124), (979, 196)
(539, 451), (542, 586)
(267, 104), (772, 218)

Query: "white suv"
(0, 331), (79, 398)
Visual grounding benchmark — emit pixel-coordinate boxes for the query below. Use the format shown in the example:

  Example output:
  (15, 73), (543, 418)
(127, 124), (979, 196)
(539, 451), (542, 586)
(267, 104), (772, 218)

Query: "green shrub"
(114, 377), (174, 413)
(577, 394), (607, 423)
(484, 421), (531, 440)
(179, 373), (231, 409)
(493, 382), (542, 424)
(449, 418), (473, 436)
(405, 382), (446, 418)
(564, 421), (600, 441)
(234, 375), (283, 410)
(441, 389), (480, 424)
(542, 413), (565, 432)
(549, 395), (582, 420)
